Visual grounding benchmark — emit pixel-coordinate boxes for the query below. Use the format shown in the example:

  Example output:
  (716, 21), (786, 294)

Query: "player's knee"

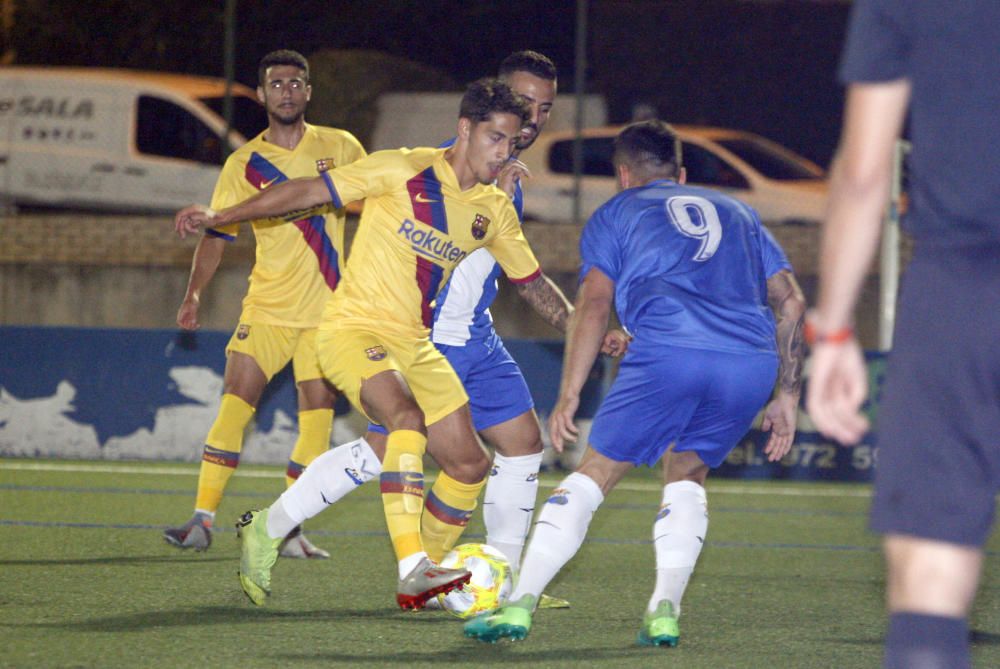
(381, 405), (426, 434)
(492, 436), (543, 458)
(443, 449), (491, 484)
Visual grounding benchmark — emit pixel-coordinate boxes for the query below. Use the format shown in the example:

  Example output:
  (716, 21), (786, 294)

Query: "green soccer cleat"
(463, 594), (536, 643)
(235, 508), (283, 606)
(537, 593), (570, 610)
(637, 599), (680, 647)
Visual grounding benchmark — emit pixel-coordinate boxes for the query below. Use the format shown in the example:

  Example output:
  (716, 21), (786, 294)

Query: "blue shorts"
(588, 341), (777, 468)
(870, 244), (1000, 547)
(368, 330), (534, 435)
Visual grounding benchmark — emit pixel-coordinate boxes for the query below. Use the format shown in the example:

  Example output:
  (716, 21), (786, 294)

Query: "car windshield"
(199, 94), (267, 146)
(714, 138), (823, 181)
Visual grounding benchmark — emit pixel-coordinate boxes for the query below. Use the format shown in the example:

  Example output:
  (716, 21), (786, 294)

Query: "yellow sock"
(421, 471), (485, 562)
(380, 429), (427, 562)
(194, 394), (255, 513)
(286, 408), (333, 487)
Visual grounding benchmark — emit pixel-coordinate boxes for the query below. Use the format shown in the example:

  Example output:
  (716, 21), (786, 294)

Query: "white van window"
(136, 95), (224, 165)
(199, 96), (266, 144)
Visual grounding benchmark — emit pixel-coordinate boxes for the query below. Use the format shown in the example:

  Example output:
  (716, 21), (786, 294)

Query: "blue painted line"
(603, 502), (867, 518)
(0, 483), (272, 498)
(0, 518), (898, 554)
(0, 485), (866, 518)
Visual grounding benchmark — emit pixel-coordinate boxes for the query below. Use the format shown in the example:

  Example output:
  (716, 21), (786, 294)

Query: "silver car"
(520, 124), (828, 226)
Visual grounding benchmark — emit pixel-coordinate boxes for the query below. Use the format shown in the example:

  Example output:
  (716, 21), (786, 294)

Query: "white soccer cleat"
(278, 526), (330, 559)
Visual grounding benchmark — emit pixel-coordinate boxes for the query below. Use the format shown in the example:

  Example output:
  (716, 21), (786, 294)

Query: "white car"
(520, 124), (828, 225)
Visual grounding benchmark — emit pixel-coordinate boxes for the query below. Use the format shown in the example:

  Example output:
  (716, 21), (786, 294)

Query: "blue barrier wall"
(0, 326), (883, 480)
(0, 326), (604, 464)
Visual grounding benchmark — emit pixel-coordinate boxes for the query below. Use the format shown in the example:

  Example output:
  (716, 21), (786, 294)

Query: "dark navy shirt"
(840, 0), (1000, 245)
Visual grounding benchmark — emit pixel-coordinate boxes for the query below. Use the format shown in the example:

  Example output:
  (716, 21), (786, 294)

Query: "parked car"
(519, 124), (828, 225)
(0, 67), (266, 214)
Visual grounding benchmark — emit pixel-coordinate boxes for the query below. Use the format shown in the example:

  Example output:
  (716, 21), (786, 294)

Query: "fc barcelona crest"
(236, 324), (251, 340)
(365, 345), (387, 361)
(471, 213), (491, 240)
(316, 157), (336, 172)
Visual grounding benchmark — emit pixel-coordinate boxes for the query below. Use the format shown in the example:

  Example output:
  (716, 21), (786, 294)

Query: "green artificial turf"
(2, 459), (998, 668)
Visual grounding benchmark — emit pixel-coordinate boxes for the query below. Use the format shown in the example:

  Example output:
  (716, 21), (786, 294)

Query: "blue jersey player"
(465, 120), (806, 645)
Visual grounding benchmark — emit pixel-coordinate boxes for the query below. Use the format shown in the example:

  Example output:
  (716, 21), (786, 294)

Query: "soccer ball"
(436, 543), (513, 619)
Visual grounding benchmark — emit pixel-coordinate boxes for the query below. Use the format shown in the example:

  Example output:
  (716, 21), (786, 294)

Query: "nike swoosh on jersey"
(414, 192), (438, 203)
(260, 176), (280, 189)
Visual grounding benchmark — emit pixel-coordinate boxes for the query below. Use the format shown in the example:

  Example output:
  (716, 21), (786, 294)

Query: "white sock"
(265, 500), (296, 540)
(510, 472), (604, 602)
(648, 480), (708, 616)
(266, 437), (382, 539)
(483, 452), (543, 573)
(398, 551), (428, 580)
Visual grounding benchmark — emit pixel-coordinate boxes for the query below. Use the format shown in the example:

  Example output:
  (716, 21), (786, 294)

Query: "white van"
(0, 67), (266, 213)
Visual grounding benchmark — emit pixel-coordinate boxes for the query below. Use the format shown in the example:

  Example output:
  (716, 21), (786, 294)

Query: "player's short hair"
(258, 50), (310, 86)
(459, 78), (531, 126)
(499, 50), (557, 82)
(613, 120), (682, 178)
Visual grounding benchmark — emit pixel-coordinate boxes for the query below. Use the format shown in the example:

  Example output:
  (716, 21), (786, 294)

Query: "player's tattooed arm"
(767, 269), (807, 396)
(515, 272), (574, 333)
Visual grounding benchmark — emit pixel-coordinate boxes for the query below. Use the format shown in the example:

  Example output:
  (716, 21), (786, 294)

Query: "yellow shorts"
(225, 323), (323, 383)
(316, 326), (467, 426)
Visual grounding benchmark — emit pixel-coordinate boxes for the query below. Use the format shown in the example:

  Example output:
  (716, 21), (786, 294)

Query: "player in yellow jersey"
(176, 78), (571, 610)
(163, 50), (366, 557)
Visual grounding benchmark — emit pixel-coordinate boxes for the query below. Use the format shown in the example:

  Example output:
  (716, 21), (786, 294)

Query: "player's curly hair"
(499, 50), (557, 82)
(258, 50), (310, 86)
(459, 78), (531, 125)
(614, 120), (683, 178)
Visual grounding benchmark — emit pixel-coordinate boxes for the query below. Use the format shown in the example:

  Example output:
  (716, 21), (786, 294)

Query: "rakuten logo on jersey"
(398, 219), (468, 264)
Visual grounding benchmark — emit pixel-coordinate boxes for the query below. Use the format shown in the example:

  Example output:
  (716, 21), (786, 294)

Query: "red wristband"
(804, 318), (854, 345)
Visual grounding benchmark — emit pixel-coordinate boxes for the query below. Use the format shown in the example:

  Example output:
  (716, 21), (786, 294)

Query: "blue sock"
(884, 612), (970, 669)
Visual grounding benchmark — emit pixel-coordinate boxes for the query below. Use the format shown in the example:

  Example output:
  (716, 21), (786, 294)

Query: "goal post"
(878, 139), (911, 352)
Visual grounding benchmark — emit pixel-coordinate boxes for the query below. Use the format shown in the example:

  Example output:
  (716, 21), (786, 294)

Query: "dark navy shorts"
(588, 341), (777, 468)
(368, 331), (534, 436)
(870, 244), (1000, 547)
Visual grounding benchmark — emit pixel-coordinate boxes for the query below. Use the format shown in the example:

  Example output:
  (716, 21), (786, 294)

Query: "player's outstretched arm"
(514, 272), (573, 333)
(549, 268), (614, 452)
(761, 268), (806, 460)
(175, 205), (219, 239)
(177, 235), (226, 331)
(174, 177), (332, 238)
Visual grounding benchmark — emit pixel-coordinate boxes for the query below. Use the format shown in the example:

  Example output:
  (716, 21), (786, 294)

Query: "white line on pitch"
(0, 459), (872, 498)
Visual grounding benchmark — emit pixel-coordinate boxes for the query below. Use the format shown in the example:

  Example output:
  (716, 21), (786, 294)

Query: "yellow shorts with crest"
(225, 323), (323, 383)
(316, 326), (467, 426)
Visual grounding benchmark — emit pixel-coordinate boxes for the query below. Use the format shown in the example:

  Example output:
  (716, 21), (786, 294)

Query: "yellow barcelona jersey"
(209, 123), (366, 327)
(319, 147), (540, 339)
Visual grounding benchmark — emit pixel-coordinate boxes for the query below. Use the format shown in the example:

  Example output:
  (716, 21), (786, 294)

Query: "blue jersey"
(430, 136), (525, 346)
(580, 179), (789, 355)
